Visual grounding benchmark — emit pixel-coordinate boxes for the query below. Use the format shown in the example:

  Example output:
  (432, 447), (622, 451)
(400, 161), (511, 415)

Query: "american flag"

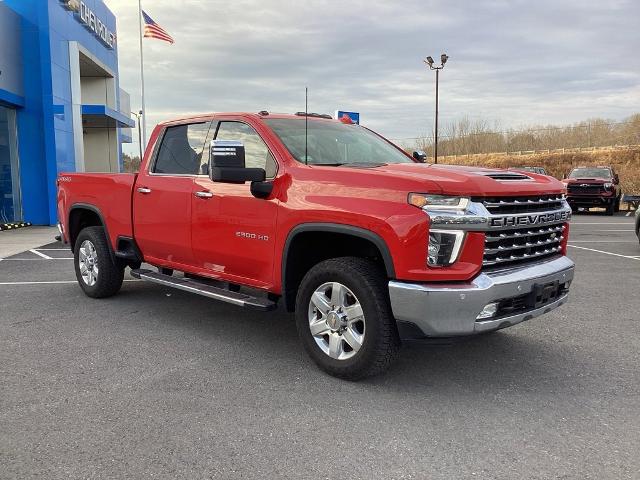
(142, 10), (174, 44)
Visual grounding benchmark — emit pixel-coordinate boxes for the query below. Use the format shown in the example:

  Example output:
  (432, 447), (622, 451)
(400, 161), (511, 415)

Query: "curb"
(0, 222), (32, 232)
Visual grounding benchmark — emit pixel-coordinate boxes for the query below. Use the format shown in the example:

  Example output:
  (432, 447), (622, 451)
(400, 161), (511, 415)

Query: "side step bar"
(130, 269), (277, 311)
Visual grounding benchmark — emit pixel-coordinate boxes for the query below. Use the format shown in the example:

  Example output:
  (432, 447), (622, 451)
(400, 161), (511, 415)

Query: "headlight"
(604, 182), (613, 189)
(428, 230), (465, 266)
(408, 193), (470, 211)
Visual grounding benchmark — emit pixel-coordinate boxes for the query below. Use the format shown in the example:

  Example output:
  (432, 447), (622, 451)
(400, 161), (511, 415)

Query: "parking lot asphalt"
(1, 213), (639, 479)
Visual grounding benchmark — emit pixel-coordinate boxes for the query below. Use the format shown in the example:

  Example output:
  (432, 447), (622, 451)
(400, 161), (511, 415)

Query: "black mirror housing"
(211, 167), (266, 183)
(413, 150), (427, 163)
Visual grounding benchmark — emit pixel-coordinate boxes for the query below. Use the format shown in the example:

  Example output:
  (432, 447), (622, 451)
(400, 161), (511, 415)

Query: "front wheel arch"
(281, 223), (396, 312)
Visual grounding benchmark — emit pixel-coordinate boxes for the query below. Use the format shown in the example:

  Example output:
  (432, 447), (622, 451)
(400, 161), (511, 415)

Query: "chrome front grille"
(476, 194), (565, 214)
(483, 224), (565, 267)
(424, 192), (571, 270)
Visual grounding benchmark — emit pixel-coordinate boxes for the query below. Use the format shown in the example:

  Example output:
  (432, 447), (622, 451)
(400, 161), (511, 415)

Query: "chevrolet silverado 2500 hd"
(57, 112), (575, 379)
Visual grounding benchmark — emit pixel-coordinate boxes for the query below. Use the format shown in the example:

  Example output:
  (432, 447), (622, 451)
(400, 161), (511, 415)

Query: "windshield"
(569, 168), (611, 179)
(265, 118), (413, 166)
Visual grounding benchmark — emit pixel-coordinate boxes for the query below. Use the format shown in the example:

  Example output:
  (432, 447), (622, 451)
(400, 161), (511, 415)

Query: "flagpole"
(138, 0), (147, 150)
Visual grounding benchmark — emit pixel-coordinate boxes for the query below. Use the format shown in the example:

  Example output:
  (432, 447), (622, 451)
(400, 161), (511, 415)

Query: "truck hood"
(365, 163), (564, 196)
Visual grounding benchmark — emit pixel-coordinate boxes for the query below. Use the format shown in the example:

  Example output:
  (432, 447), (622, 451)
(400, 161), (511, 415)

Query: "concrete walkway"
(0, 226), (59, 258)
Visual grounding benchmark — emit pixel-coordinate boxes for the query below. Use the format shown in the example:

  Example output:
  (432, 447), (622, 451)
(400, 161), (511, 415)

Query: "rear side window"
(153, 122), (211, 175)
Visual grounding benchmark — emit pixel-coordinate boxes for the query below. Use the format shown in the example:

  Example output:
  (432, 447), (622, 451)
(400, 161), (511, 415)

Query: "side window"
(153, 122), (211, 175)
(215, 122), (277, 178)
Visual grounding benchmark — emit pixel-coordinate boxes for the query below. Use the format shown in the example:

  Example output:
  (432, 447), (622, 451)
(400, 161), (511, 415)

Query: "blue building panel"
(0, 89), (25, 108)
(0, 0), (133, 225)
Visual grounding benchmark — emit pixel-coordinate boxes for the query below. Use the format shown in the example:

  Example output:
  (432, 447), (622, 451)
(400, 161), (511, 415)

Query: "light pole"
(131, 110), (143, 161)
(424, 53), (449, 164)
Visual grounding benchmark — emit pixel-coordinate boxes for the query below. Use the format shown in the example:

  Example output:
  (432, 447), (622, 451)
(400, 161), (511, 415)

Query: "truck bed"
(57, 172), (137, 249)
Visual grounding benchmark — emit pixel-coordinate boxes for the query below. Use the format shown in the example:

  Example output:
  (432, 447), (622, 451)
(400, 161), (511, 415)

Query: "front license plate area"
(527, 281), (560, 309)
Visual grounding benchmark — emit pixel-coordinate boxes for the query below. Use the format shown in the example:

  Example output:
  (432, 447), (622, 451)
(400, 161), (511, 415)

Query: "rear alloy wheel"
(295, 257), (400, 380)
(74, 226), (124, 298)
(78, 239), (99, 287)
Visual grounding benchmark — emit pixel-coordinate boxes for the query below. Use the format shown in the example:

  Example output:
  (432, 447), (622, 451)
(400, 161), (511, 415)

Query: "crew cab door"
(191, 120), (279, 289)
(133, 121), (211, 267)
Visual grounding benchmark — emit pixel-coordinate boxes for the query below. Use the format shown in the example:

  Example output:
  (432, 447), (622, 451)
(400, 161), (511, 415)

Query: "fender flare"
(281, 223), (396, 308)
(68, 203), (115, 262)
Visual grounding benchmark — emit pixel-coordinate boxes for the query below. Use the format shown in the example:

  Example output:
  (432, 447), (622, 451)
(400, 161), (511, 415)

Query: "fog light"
(428, 234), (442, 265)
(427, 230), (465, 266)
(476, 302), (499, 320)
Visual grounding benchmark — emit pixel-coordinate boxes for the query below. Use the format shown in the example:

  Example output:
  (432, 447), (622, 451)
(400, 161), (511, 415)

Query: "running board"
(130, 269), (277, 311)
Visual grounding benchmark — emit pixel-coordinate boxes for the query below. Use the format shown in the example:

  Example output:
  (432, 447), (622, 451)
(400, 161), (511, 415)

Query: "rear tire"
(74, 226), (124, 298)
(295, 257), (400, 380)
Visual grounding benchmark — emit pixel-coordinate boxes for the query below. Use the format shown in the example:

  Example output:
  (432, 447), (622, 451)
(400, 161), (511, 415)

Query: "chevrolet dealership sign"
(59, 0), (116, 49)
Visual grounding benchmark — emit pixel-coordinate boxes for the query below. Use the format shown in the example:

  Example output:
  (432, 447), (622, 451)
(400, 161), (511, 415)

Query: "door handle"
(137, 187), (152, 194)
(194, 191), (214, 199)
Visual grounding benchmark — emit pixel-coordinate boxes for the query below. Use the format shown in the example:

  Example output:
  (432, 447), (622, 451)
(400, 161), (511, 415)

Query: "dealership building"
(0, 0), (134, 225)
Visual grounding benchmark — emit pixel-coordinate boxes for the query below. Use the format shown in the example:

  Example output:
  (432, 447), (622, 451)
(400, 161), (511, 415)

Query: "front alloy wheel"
(295, 257), (400, 380)
(308, 282), (365, 360)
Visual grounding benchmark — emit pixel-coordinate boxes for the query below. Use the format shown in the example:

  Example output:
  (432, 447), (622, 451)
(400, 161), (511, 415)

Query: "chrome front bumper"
(388, 256), (575, 338)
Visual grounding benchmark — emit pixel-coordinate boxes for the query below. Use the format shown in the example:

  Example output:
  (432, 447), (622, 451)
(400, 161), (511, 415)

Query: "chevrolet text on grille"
(489, 211), (570, 228)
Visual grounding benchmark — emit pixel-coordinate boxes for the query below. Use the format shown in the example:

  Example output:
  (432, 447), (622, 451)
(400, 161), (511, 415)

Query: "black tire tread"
(295, 256), (400, 380)
(74, 226), (124, 298)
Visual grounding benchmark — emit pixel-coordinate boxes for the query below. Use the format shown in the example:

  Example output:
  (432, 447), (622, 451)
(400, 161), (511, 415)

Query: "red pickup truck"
(57, 112), (575, 379)
(562, 166), (622, 215)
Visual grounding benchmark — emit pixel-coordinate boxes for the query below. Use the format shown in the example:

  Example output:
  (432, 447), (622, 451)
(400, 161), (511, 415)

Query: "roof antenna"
(305, 86), (309, 165)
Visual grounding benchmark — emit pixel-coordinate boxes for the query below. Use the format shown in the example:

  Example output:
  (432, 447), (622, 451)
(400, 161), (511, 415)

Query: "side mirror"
(613, 174), (620, 184)
(412, 150), (427, 163)
(210, 140), (266, 183)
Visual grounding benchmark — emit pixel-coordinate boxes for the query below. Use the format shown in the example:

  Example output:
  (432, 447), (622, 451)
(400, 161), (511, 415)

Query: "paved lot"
(1, 214), (639, 479)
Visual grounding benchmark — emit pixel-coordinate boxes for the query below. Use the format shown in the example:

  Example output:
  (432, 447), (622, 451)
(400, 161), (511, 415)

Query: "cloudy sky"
(103, 0), (640, 154)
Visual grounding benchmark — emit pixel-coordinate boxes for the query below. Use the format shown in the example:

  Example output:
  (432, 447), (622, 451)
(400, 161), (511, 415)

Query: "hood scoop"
(482, 172), (532, 181)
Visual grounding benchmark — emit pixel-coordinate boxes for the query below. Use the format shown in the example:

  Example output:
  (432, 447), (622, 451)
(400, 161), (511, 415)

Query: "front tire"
(74, 226), (124, 298)
(295, 257), (400, 380)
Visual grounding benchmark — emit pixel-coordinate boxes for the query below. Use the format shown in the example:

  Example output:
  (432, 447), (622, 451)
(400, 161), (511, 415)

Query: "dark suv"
(563, 166), (622, 215)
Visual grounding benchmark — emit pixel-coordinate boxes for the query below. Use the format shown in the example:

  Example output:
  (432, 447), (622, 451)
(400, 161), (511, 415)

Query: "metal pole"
(138, 0), (147, 149)
(434, 68), (439, 164)
(137, 114), (143, 161)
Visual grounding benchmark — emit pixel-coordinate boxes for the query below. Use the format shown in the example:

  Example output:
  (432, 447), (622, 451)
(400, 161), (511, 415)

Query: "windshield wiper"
(344, 162), (387, 168)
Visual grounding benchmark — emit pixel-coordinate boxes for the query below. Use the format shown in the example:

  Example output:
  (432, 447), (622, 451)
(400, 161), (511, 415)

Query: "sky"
(103, 0), (640, 155)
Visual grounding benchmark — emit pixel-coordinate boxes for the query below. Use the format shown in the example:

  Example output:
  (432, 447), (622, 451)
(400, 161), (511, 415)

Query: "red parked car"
(57, 112), (575, 379)
(563, 166), (622, 215)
